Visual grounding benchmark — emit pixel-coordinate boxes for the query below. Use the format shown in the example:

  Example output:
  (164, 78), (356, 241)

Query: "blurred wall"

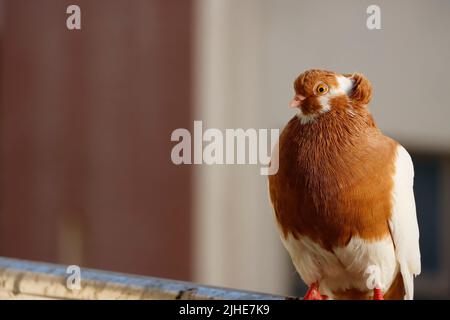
(0, 0), (193, 280)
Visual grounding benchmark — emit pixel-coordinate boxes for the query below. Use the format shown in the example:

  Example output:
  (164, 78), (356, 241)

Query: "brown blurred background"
(0, 0), (193, 280)
(0, 0), (450, 299)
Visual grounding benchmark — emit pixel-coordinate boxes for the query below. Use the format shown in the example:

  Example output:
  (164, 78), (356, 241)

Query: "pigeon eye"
(315, 83), (329, 95)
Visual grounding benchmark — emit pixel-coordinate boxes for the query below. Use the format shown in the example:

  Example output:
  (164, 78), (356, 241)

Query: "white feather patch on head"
(297, 97), (331, 124)
(315, 76), (352, 114)
(296, 75), (353, 124)
(318, 96), (331, 112)
(335, 75), (354, 95)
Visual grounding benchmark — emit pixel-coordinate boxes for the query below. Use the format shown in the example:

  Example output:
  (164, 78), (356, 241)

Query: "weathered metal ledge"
(0, 257), (287, 300)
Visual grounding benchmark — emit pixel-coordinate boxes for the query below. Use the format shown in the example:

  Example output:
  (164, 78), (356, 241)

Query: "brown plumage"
(268, 69), (420, 300)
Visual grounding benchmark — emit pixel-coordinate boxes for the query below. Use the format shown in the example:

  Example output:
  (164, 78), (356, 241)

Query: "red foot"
(373, 288), (384, 300)
(303, 282), (327, 300)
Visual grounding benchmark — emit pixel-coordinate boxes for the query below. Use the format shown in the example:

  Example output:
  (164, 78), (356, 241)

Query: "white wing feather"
(389, 145), (421, 300)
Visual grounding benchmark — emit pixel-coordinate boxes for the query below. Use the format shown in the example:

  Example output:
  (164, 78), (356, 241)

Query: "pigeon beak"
(289, 94), (305, 108)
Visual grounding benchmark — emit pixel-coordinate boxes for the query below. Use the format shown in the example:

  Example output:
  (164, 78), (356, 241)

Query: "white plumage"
(389, 145), (421, 299)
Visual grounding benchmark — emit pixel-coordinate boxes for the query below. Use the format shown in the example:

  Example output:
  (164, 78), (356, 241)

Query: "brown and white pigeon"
(268, 69), (421, 300)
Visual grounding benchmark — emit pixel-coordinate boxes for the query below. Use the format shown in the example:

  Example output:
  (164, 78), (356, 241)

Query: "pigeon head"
(290, 69), (372, 124)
